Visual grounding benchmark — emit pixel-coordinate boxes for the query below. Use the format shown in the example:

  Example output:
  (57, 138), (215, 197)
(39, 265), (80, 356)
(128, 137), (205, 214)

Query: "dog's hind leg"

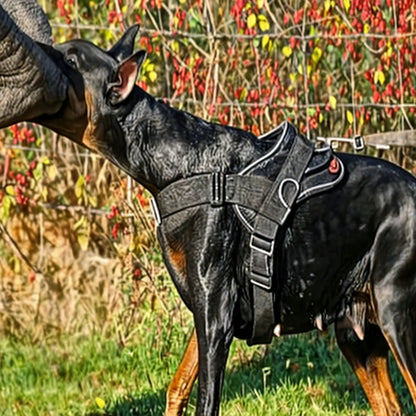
(335, 322), (402, 416)
(375, 287), (416, 411)
(368, 206), (416, 413)
(166, 329), (199, 416)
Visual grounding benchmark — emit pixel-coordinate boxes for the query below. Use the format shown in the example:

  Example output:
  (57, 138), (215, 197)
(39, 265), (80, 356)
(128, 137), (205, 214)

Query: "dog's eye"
(65, 55), (78, 69)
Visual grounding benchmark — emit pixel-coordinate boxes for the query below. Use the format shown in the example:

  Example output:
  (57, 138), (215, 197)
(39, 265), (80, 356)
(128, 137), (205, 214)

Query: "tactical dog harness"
(152, 121), (345, 345)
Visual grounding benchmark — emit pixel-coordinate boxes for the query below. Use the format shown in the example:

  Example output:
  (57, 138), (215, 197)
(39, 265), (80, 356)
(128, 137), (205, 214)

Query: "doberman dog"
(51, 25), (416, 416)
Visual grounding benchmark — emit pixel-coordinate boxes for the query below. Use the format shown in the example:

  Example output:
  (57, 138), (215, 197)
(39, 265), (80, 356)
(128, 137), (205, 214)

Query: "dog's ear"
(108, 24), (140, 62)
(109, 50), (147, 105)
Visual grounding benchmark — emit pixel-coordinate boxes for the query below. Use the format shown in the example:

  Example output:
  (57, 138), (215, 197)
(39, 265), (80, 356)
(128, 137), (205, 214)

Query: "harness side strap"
(248, 135), (314, 345)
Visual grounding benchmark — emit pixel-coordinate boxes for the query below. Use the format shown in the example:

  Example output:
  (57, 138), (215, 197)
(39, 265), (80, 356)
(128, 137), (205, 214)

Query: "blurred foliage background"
(1, 0), (416, 340)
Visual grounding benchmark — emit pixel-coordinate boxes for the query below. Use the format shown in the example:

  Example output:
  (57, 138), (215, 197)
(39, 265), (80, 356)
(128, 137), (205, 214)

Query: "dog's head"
(53, 25), (146, 151)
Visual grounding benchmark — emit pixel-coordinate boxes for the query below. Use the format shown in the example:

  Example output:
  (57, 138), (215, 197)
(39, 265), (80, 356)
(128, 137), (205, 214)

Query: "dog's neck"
(95, 87), (264, 195)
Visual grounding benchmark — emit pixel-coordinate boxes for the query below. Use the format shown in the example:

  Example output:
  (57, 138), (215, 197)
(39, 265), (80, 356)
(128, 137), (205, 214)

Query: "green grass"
(0, 315), (413, 415)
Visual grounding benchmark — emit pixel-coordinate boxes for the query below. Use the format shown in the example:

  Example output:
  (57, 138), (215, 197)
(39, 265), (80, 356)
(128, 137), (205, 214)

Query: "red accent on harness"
(329, 158), (340, 174)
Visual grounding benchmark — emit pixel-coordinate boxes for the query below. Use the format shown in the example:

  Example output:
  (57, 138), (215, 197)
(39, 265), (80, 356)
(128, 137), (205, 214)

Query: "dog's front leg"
(192, 270), (237, 416)
(159, 208), (238, 416)
(188, 218), (238, 416)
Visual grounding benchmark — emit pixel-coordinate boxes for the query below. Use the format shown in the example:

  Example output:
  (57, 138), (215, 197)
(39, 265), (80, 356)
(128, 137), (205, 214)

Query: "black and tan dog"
(52, 26), (416, 416)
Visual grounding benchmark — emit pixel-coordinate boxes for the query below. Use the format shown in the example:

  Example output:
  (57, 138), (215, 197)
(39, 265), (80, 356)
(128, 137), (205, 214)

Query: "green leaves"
(33, 156), (50, 182)
(75, 175), (98, 207)
(0, 194), (15, 224)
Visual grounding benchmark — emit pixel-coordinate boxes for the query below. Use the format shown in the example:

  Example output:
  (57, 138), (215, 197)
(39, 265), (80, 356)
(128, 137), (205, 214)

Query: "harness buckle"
(317, 135), (365, 152)
(211, 172), (225, 206)
(250, 232), (275, 256)
(250, 232), (274, 290)
(250, 270), (273, 291)
(353, 135), (365, 151)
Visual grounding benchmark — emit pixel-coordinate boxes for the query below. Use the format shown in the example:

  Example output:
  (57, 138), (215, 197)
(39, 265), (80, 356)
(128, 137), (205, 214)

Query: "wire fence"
(1, 0), (416, 338)
(49, 0), (416, 138)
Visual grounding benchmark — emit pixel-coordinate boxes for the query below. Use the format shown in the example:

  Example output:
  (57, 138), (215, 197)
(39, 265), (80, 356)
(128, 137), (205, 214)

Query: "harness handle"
(317, 135), (365, 152)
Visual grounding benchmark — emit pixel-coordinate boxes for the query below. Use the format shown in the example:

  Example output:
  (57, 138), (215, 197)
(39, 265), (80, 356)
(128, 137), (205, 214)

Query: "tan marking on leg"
(385, 342), (416, 409)
(378, 318), (416, 410)
(348, 357), (390, 416)
(339, 341), (401, 416)
(369, 355), (402, 415)
(166, 329), (199, 416)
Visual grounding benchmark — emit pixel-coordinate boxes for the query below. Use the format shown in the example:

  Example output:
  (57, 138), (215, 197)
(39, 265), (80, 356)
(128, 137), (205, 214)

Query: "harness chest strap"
(154, 173), (274, 221)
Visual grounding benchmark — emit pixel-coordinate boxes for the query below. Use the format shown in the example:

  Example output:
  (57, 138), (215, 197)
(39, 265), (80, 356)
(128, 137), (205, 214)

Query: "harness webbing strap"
(248, 135), (314, 345)
(156, 174), (273, 220)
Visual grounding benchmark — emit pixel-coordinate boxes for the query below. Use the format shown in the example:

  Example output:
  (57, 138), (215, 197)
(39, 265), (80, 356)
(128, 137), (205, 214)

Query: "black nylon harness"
(152, 126), (344, 345)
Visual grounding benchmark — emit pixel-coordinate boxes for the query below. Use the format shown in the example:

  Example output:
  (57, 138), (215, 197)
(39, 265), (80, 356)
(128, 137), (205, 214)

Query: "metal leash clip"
(317, 135), (365, 152)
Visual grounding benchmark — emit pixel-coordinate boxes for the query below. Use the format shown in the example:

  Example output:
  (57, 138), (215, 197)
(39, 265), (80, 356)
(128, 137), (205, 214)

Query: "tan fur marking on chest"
(167, 240), (187, 278)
